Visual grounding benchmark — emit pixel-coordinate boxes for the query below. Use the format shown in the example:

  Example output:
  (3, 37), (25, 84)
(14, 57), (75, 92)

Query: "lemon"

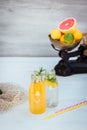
(44, 80), (58, 88)
(64, 32), (74, 44)
(73, 29), (83, 41)
(50, 28), (61, 40)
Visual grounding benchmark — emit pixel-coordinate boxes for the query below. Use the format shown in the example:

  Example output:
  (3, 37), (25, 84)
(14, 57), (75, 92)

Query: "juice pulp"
(29, 81), (46, 114)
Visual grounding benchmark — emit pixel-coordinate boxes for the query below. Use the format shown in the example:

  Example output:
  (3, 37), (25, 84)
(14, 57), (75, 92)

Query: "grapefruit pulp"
(58, 17), (76, 33)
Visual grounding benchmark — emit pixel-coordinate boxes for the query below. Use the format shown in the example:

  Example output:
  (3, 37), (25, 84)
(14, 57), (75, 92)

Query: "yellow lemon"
(50, 28), (61, 40)
(74, 29), (83, 41)
(44, 80), (58, 88)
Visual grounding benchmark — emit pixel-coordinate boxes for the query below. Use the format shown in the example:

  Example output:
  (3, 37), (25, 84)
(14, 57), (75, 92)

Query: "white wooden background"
(0, 0), (87, 57)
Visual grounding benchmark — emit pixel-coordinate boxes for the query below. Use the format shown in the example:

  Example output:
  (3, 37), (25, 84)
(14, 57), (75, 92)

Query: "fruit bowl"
(49, 34), (81, 51)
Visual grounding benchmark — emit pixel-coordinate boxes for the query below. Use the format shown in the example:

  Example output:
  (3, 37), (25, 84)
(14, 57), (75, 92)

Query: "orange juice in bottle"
(28, 70), (46, 114)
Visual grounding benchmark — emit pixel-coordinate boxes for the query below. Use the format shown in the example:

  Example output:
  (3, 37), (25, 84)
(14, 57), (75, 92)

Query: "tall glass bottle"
(45, 70), (58, 108)
(28, 74), (46, 114)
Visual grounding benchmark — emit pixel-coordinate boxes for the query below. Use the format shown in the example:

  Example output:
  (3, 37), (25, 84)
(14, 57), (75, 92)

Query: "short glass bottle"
(28, 74), (46, 114)
(45, 71), (58, 108)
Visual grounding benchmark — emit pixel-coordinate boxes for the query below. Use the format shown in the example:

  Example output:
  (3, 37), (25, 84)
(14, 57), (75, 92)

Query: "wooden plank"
(0, 0), (87, 56)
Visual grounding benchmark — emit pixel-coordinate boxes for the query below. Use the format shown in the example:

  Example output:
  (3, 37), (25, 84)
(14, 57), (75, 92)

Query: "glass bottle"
(28, 74), (46, 114)
(45, 70), (58, 108)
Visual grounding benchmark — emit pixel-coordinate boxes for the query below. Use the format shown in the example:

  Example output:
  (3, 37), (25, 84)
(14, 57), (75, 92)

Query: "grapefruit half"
(58, 17), (76, 33)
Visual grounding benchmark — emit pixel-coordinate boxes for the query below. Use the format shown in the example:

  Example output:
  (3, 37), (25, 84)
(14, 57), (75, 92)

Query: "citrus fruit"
(60, 35), (64, 43)
(58, 17), (76, 33)
(50, 28), (61, 40)
(64, 32), (74, 44)
(73, 29), (83, 41)
(44, 80), (58, 88)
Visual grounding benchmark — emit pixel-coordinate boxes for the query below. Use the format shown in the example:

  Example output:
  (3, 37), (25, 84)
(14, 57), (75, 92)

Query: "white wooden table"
(0, 0), (87, 57)
(0, 57), (87, 130)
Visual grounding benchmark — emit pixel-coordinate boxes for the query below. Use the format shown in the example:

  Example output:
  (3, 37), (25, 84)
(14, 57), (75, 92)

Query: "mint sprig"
(45, 72), (57, 83)
(34, 67), (45, 76)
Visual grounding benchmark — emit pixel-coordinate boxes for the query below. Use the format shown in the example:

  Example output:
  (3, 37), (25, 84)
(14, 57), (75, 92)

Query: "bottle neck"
(31, 75), (43, 83)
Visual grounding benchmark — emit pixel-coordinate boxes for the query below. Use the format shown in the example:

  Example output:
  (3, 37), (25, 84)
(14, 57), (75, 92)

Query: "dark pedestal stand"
(52, 44), (87, 76)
